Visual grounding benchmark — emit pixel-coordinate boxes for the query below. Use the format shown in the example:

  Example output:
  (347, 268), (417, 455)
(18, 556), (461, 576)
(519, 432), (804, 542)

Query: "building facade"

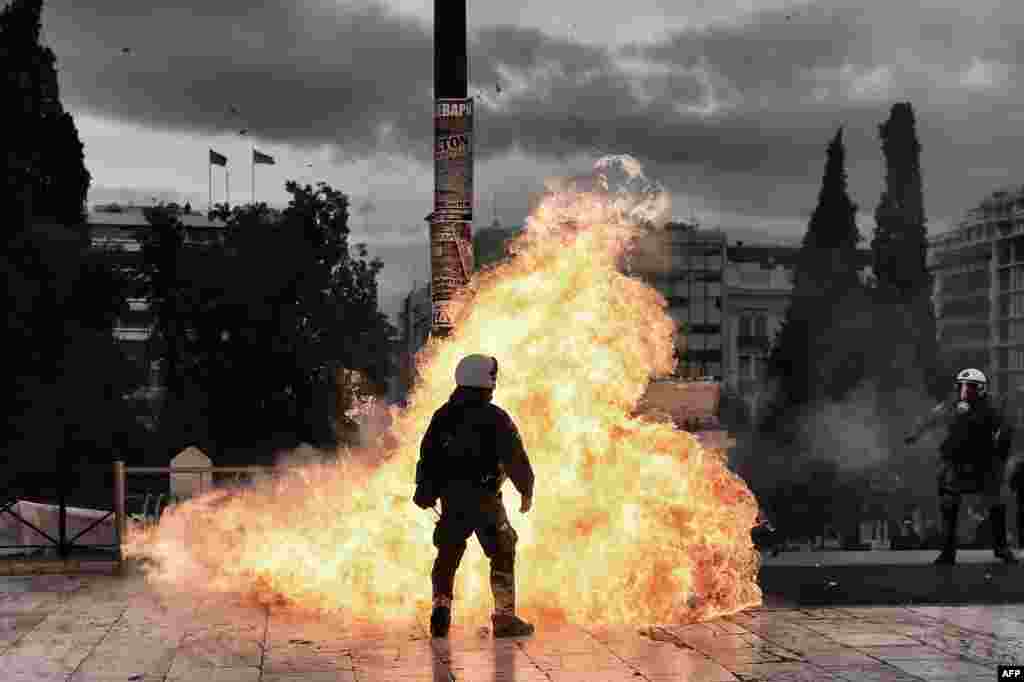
(723, 243), (797, 415)
(722, 242), (873, 417)
(632, 224), (728, 379)
(929, 186), (1024, 422)
(396, 281), (432, 401)
(88, 203), (228, 427)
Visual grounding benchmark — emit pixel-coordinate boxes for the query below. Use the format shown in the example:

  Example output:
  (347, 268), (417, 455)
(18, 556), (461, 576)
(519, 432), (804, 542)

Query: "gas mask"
(955, 382), (982, 414)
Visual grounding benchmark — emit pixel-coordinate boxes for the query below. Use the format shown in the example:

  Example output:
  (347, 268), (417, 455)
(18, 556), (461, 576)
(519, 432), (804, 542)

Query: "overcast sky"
(31, 0), (1024, 318)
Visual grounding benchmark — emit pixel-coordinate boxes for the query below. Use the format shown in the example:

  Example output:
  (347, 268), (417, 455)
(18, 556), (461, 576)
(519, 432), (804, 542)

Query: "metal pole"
(430, 0), (473, 339)
(58, 442), (67, 558)
(114, 460), (125, 561)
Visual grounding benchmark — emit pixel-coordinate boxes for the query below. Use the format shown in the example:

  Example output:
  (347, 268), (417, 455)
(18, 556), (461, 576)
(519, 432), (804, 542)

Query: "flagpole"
(226, 167), (230, 209)
(251, 143), (255, 206)
(208, 161), (212, 213)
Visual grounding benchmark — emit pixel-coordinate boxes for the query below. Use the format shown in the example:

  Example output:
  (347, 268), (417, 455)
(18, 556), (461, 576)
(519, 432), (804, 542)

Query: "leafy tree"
(141, 183), (397, 463)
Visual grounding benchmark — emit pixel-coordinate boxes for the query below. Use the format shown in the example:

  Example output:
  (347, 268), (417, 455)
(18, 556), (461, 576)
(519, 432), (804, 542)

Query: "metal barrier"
(1, 465), (123, 559)
(114, 461), (281, 562)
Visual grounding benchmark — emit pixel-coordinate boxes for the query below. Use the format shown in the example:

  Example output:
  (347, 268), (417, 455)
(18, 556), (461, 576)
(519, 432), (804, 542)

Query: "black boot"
(430, 596), (452, 638)
(934, 501), (959, 565)
(1017, 492), (1024, 549)
(991, 505), (1018, 565)
(492, 613), (535, 638)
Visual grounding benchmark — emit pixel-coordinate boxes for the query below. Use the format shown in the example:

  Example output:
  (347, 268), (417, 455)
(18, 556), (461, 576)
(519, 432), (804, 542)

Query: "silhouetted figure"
(905, 368), (1016, 565)
(414, 355), (535, 638)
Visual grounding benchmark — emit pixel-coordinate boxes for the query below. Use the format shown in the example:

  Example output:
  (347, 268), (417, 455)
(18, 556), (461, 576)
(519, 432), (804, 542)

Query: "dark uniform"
(907, 392), (1015, 563)
(414, 385), (535, 627)
(1009, 449), (1024, 548)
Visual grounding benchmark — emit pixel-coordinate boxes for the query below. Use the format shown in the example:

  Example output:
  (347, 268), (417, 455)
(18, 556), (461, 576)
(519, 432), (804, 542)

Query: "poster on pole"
(432, 97), (474, 335)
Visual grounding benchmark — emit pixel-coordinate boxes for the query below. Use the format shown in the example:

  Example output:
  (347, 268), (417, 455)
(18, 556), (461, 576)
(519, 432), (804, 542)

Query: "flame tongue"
(127, 156), (762, 626)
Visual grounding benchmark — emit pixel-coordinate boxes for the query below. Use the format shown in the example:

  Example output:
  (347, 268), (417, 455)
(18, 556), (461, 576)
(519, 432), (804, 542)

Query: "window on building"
(739, 315), (752, 337)
(754, 314), (767, 338)
(739, 355), (751, 378)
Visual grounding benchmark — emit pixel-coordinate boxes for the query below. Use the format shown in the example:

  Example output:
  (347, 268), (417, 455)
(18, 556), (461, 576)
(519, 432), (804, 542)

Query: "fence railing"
(114, 462), (283, 558)
(1, 462), (303, 569)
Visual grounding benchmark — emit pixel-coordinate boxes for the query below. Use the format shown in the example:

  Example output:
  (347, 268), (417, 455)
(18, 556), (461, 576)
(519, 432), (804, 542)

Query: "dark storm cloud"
(44, 0), (434, 158)
(41, 0), (1024, 228)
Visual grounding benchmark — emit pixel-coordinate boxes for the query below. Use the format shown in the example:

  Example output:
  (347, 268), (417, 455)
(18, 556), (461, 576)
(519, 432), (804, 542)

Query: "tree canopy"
(140, 183), (397, 464)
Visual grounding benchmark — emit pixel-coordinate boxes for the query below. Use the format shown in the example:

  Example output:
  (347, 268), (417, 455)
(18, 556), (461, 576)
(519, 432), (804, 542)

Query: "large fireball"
(127, 155), (762, 626)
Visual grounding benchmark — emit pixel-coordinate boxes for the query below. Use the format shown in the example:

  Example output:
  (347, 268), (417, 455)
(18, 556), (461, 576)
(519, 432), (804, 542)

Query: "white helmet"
(455, 354), (498, 389)
(955, 368), (988, 395)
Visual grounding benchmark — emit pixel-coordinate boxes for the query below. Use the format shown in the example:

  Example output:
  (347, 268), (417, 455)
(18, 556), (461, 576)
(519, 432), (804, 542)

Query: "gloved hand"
(413, 484), (437, 510)
(520, 496), (532, 514)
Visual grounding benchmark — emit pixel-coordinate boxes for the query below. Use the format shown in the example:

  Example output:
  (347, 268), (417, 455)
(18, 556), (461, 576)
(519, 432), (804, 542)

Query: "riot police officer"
(905, 368), (1016, 565)
(414, 354), (536, 638)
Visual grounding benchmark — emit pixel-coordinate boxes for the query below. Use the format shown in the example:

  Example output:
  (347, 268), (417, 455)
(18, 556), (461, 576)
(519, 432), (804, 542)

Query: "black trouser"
(937, 454), (1009, 552)
(431, 484), (519, 616)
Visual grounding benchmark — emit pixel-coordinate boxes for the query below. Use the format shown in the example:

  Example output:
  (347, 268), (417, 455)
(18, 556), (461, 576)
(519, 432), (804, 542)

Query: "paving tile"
(663, 627), (769, 653)
(352, 670), (446, 682)
(73, 645), (180, 678)
(0, 592), (63, 614)
(702, 644), (799, 667)
(802, 622), (904, 636)
(826, 633), (920, 647)
(752, 632), (848, 654)
(0, 652), (83, 680)
(544, 673), (644, 682)
(601, 636), (683, 660)
(629, 651), (739, 681)
(729, 661), (837, 681)
(3, 643), (97, 673)
(264, 646), (355, 674)
(262, 672), (357, 682)
(175, 630), (265, 667)
(799, 650), (883, 668)
(944, 638), (1024, 666)
(856, 644), (961, 661)
(886, 657), (992, 679)
(0, 613), (47, 649)
(166, 664), (263, 682)
(706, 618), (755, 635)
(826, 663), (923, 682)
(69, 671), (167, 675)
(529, 652), (631, 672)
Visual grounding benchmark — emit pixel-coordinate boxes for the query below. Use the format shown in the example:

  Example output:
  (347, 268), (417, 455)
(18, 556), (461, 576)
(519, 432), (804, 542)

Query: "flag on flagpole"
(209, 149), (227, 166)
(253, 149), (275, 165)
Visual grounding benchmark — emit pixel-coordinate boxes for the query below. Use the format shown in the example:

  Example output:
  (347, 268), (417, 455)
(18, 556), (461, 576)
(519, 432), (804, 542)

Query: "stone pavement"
(2, 573), (1023, 682)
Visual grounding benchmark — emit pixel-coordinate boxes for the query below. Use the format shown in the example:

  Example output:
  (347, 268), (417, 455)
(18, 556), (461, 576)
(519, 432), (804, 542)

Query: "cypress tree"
(2, 0), (142, 507)
(871, 102), (940, 396)
(1, 0), (91, 237)
(765, 127), (864, 420)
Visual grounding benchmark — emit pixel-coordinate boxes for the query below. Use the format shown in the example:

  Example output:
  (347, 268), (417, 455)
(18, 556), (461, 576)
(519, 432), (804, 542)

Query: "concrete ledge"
(760, 550), (1024, 606)
(0, 557), (121, 576)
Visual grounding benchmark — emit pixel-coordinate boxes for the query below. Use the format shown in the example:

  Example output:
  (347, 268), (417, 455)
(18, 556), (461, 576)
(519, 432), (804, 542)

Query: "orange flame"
(126, 156), (762, 627)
